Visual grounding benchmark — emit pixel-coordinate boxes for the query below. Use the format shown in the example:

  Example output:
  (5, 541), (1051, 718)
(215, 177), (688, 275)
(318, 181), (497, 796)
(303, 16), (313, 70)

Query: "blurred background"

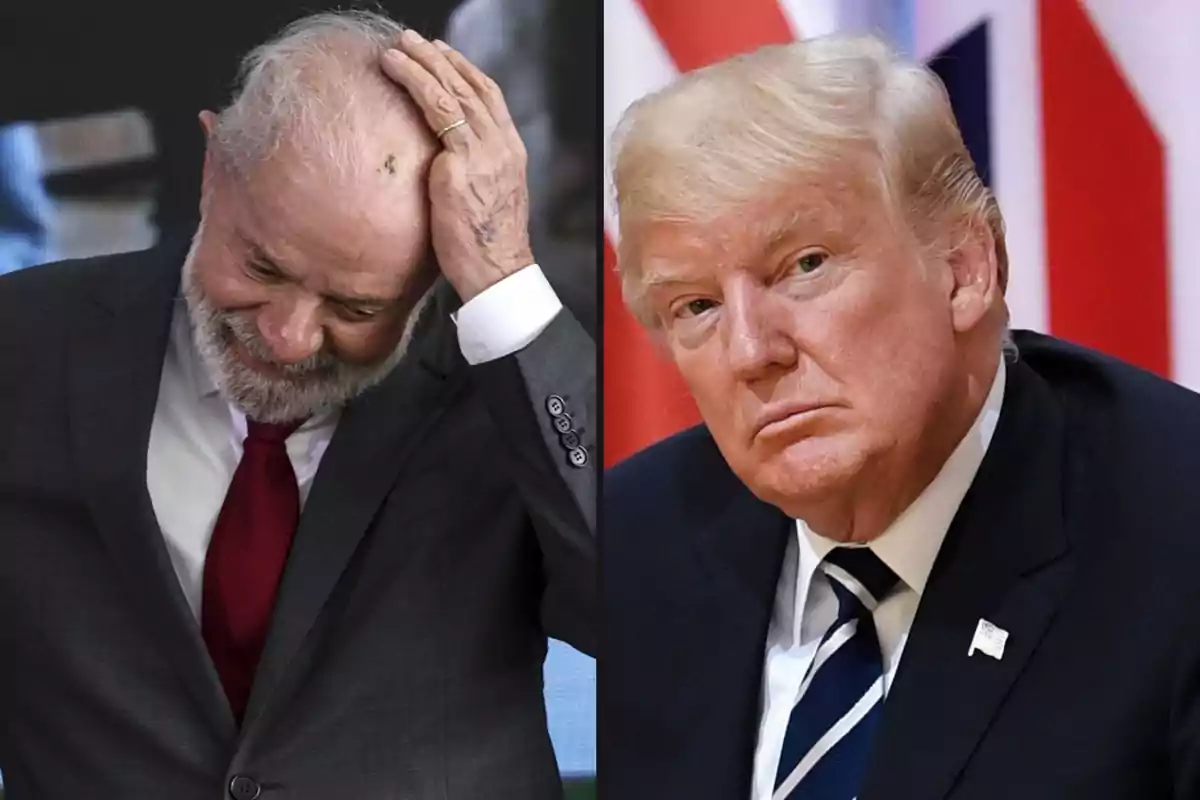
(0, 0), (596, 796)
(604, 0), (1200, 466)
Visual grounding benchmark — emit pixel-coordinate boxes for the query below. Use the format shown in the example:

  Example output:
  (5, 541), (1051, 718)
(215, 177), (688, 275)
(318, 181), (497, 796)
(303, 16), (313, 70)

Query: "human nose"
(723, 281), (797, 382)
(258, 294), (325, 363)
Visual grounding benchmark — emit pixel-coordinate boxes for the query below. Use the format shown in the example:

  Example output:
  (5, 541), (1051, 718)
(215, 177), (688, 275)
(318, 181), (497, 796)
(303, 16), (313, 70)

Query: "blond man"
(604, 35), (1200, 800)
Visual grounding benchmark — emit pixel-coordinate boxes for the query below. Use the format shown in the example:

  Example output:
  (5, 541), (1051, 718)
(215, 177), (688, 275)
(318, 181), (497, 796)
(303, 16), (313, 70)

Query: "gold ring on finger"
(436, 119), (468, 139)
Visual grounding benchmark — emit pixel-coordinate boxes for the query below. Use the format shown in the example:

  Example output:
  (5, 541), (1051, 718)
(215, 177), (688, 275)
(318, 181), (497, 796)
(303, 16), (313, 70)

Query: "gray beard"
(180, 227), (435, 424)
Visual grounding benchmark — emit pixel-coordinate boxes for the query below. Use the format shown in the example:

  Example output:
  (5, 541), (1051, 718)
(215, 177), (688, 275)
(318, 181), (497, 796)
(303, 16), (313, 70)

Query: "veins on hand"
(472, 219), (497, 245)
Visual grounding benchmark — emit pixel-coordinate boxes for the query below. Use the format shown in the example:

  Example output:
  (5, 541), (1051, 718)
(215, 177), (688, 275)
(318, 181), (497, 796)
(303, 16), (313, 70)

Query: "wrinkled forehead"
(621, 171), (891, 278)
(212, 145), (434, 291)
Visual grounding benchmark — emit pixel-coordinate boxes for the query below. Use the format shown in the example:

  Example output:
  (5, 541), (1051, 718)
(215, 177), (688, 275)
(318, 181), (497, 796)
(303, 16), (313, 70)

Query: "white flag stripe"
(1166, 102), (1200, 389)
(772, 676), (886, 799)
(983, 0), (1048, 337)
(602, 0), (678, 241)
(775, 0), (840, 40)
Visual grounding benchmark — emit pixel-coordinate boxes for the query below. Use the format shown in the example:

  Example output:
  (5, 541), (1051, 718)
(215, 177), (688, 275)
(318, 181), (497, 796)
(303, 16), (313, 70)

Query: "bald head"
(210, 10), (437, 189)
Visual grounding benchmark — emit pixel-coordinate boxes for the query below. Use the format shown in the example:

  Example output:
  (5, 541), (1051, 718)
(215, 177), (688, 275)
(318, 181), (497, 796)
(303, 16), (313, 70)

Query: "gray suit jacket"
(0, 236), (596, 799)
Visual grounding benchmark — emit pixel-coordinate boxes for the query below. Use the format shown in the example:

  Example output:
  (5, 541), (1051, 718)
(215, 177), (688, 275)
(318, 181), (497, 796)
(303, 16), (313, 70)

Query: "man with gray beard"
(0, 10), (594, 800)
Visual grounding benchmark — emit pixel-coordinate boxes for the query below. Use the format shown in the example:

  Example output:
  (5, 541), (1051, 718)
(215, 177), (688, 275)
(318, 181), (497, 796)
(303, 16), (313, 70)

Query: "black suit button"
(553, 413), (573, 434)
(546, 394), (566, 417)
(560, 430), (581, 449)
(567, 446), (588, 468)
(229, 775), (262, 800)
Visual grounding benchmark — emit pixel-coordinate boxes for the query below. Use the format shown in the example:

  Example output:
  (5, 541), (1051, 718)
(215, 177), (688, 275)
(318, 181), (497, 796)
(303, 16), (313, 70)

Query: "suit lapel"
(688, 454), (791, 795)
(68, 242), (236, 734)
(861, 360), (1073, 799)
(243, 280), (468, 729)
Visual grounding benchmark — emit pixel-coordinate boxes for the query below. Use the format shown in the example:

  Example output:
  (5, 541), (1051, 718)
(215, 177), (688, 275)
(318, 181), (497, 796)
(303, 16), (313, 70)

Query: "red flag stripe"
(635, 0), (795, 73)
(605, 1), (795, 465)
(1039, 0), (1171, 377)
(603, 235), (701, 467)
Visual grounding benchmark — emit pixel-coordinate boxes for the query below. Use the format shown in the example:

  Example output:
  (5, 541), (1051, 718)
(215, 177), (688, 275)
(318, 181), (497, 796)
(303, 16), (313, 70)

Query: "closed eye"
(246, 260), (285, 283)
(328, 299), (386, 323)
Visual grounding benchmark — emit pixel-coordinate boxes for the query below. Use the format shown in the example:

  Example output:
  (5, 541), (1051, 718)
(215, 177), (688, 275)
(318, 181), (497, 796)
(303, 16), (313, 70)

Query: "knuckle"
(434, 95), (460, 117)
(481, 75), (502, 97)
(414, 80), (440, 105)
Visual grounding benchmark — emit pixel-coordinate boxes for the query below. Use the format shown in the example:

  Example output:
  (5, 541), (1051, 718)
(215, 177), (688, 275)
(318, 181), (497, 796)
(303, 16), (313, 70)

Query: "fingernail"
(385, 48), (407, 62)
(433, 39), (450, 51)
(402, 29), (423, 43)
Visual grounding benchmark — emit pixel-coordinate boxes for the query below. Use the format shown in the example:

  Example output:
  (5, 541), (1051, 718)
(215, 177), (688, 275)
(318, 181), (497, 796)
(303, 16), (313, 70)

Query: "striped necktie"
(773, 547), (900, 799)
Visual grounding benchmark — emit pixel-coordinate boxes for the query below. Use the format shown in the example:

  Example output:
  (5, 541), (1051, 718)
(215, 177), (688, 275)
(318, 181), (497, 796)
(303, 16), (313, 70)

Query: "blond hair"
(611, 34), (1008, 327)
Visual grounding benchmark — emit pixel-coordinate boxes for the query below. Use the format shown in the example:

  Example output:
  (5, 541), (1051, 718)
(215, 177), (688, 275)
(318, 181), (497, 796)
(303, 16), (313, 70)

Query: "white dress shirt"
(147, 265), (561, 622)
(750, 362), (1007, 800)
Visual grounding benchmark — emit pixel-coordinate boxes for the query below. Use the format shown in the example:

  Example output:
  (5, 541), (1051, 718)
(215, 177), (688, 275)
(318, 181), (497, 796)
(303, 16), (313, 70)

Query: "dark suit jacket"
(0, 238), (595, 799)
(603, 331), (1200, 799)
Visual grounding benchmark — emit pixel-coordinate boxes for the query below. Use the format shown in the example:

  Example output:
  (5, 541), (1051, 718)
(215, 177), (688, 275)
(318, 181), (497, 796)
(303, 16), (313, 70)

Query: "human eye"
(671, 297), (721, 319)
(793, 249), (829, 275)
(330, 301), (384, 323)
(245, 259), (284, 283)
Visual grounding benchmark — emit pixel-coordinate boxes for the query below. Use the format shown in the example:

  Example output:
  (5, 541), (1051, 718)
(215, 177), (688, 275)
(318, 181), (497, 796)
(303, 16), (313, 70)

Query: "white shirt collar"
(797, 359), (1007, 596)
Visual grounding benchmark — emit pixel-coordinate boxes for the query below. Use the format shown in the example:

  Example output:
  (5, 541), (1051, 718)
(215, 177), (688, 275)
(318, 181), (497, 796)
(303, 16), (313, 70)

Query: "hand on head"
(381, 29), (535, 303)
(182, 13), (534, 422)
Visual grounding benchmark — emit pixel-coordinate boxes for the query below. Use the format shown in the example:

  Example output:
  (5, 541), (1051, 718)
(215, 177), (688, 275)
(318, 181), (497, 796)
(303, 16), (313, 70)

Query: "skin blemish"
(383, 154), (397, 175)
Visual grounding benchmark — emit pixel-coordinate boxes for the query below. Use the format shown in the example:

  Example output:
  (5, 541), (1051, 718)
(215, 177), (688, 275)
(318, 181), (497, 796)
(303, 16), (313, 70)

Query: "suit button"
(546, 394), (566, 417)
(560, 430), (581, 449)
(553, 413), (573, 434)
(229, 775), (262, 800)
(567, 446), (588, 468)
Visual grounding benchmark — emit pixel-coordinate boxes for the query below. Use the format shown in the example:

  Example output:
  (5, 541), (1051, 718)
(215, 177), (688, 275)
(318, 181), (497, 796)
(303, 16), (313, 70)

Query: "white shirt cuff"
(451, 264), (563, 365)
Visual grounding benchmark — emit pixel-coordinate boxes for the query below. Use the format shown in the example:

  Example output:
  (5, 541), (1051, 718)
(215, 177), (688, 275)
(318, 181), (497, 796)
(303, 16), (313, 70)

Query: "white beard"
(180, 220), (436, 423)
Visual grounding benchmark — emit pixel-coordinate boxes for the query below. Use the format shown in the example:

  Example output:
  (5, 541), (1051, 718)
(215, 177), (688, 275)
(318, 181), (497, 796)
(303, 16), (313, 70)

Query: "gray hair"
(611, 34), (1010, 335)
(211, 10), (408, 178)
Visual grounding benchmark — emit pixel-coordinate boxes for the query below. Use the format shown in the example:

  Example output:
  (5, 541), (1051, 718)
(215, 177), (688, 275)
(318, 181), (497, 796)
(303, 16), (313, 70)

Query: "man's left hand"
(382, 29), (534, 303)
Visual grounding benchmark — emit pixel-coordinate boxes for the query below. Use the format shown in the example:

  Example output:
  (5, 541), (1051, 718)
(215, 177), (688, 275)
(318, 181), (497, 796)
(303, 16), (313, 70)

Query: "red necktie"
(202, 419), (305, 722)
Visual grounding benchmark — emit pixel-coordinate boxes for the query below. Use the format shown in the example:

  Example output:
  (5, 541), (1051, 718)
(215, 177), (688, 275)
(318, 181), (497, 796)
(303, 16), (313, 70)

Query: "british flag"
(603, 0), (1197, 465)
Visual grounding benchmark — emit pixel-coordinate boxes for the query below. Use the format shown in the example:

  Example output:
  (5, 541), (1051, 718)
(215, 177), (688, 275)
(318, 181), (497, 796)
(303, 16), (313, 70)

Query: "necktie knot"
(774, 545), (896, 796)
(245, 419), (305, 445)
(823, 546), (899, 609)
